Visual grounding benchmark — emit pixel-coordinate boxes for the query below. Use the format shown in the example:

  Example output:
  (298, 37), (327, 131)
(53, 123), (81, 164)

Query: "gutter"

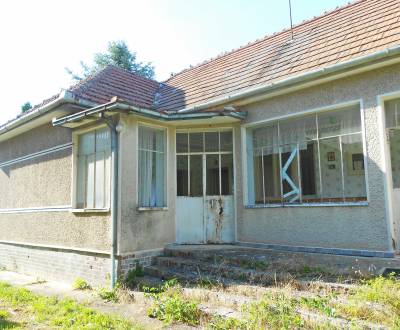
(52, 101), (247, 126)
(177, 44), (400, 113)
(0, 90), (96, 136)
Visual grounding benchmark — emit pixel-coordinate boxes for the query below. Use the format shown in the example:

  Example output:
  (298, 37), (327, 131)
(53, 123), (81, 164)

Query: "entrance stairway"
(144, 244), (400, 285)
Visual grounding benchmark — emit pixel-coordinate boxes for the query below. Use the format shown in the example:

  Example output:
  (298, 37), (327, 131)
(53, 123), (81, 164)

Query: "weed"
(0, 281), (138, 329)
(0, 310), (9, 319)
(244, 293), (304, 329)
(239, 259), (269, 271)
(72, 277), (91, 290)
(196, 277), (221, 289)
(97, 284), (120, 303)
(124, 263), (145, 288)
(300, 295), (336, 317)
(208, 316), (246, 329)
(302, 265), (327, 275)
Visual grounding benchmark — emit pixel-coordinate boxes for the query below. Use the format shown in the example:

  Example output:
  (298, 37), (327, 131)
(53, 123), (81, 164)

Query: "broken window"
(246, 105), (366, 205)
(76, 127), (111, 209)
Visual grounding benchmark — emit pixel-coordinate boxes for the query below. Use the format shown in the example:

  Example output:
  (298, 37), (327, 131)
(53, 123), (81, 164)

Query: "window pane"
(154, 129), (165, 152)
(153, 152), (165, 206)
(96, 128), (111, 152)
(319, 137), (343, 202)
(281, 145), (300, 204)
(220, 131), (233, 152)
(76, 156), (86, 209)
(318, 106), (361, 138)
(252, 148), (264, 204)
(138, 150), (151, 206)
(279, 115), (317, 145)
(204, 132), (219, 152)
(342, 134), (366, 201)
(390, 130), (400, 188)
(262, 147), (282, 203)
(190, 155), (203, 197)
(252, 124), (278, 150)
(221, 154), (233, 195)
(206, 154), (220, 195)
(385, 98), (400, 129)
(176, 133), (188, 153)
(79, 131), (95, 155)
(95, 152), (105, 208)
(300, 141), (321, 202)
(177, 155), (188, 196)
(86, 154), (95, 208)
(104, 151), (110, 208)
(190, 133), (203, 152)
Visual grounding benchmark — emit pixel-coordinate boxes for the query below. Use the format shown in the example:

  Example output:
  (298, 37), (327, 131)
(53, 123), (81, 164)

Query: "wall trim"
(0, 205), (71, 214)
(0, 142), (72, 168)
(235, 241), (395, 258)
(0, 240), (110, 256)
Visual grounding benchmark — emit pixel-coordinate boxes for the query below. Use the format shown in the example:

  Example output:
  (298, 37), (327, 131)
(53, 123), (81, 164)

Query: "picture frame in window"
(327, 151), (335, 162)
(346, 152), (364, 176)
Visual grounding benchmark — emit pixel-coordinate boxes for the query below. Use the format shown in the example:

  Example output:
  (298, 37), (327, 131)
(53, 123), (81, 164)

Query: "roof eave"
(177, 44), (400, 114)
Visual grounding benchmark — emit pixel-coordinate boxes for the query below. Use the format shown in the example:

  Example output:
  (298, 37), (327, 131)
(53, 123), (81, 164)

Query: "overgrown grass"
(146, 279), (203, 326)
(0, 281), (139, 329)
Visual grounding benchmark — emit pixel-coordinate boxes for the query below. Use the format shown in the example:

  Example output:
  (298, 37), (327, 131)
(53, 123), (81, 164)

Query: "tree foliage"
(21, 102), (32, 113)
(66, 40), (155, 81)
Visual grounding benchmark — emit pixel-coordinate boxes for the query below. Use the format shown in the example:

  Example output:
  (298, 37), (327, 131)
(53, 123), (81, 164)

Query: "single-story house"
(1, 0), (400, 286)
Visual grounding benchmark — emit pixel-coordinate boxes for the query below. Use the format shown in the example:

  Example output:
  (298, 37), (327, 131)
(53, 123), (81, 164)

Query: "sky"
(0, 0), (350, 125)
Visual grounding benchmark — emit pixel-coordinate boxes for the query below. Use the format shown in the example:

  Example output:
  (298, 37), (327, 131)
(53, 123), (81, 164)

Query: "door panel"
(176, 197), (204, 244)
(204, 196), (234, 243)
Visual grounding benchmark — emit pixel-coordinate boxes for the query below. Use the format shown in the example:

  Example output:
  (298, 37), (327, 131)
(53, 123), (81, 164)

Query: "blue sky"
(0, 0), (350, 124)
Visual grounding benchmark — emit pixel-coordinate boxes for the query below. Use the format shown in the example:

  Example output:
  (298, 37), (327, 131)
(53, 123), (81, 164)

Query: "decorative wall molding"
(0, 205), (71, 214)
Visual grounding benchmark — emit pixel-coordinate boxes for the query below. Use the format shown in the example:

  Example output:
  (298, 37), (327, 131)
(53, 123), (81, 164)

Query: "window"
(76, 127), (111, 209)
(385, 98), (400, 188)
(176, 131), (233, 197)
(138, 126), (166, 207)
(246, 105), (367, 205)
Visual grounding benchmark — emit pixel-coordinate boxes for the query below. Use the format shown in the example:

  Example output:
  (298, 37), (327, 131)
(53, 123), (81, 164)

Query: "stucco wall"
(117, 116), (176, 254)
(0, 123), (110, 251)
(235, 63), (400, 252)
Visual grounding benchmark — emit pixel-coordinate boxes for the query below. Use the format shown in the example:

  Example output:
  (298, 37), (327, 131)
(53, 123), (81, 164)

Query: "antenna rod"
(289, 0), (294, 40)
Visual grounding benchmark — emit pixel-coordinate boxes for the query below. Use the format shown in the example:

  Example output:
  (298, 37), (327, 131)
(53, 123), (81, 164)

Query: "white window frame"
(242, 100), (369, 208)
(71, 124), (111, 212)
(136, 122), (168, 210)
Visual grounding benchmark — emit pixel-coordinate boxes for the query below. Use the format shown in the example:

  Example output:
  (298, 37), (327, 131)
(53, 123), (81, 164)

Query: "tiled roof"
(156, 0), (400, 111)
(4, 0), (400, 129)
(68, 66), (160, 109)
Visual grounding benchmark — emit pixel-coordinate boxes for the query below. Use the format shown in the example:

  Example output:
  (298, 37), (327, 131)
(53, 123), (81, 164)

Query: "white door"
(176, 131), (235, 244)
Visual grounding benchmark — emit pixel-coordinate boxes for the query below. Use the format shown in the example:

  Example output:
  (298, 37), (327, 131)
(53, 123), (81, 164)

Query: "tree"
(21, 102), (32, 113)
(66, 40), (155, 81)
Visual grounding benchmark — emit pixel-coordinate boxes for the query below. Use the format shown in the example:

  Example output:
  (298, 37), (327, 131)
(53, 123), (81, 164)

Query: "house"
(1, 0), (400, 286)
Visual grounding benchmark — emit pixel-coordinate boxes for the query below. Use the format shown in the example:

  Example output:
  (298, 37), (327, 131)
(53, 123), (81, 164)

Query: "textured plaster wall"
(236, 64), (400, 252)
(117, 116), (175, 254)
(0, 123), (111, 251)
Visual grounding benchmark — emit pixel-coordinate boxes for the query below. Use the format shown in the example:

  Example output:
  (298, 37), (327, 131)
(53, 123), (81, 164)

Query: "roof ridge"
(163, 0), (366, 82)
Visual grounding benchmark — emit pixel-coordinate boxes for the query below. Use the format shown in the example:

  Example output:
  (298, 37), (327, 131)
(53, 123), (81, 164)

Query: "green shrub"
(72, 278), (91, 290)
(124, 264), (145, 288)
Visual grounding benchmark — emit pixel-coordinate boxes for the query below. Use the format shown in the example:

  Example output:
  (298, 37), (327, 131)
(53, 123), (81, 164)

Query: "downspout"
(102, 115), (120, 289)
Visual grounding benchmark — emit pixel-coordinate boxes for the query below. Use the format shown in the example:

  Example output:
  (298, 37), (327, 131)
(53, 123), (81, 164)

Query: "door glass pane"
(319, 137), (343, 202)
(79, 131), (95, 155)
(263, 147), (282, 203)
(221, 154), (233, 195)
(206, 154), (220, 195)
(342, 134), (366, 201)
(385, 99), (400, 129)
(190, 155), (203, 197)
(220, 131), (233, 152)
(281, 145), (300, 204)
(300, 141), (321, 203)
(176, 133), (188, 153)
(177, 155), (188, 196)
(204, 132), (219, 152)
(190, 133), (203, 152)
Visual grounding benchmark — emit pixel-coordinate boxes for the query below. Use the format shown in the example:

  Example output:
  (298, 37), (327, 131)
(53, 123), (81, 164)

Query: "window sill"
(70, 208), (110, 214)
(245, 201), (369, 208)
(137, 207), (168, 212)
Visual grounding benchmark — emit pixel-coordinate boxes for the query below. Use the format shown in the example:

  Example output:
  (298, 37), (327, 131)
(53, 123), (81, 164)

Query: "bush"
(72, 278), (91, 290)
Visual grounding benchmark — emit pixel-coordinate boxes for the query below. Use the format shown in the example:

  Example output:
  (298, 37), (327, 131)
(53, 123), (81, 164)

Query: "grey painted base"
(0, 242), (110, 286)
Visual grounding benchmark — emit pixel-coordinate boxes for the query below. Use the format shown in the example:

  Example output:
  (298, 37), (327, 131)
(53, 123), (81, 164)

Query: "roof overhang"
(177, 45), (400, 113)
(52, 99), (247, 128)
(0, 90), (96, 142)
